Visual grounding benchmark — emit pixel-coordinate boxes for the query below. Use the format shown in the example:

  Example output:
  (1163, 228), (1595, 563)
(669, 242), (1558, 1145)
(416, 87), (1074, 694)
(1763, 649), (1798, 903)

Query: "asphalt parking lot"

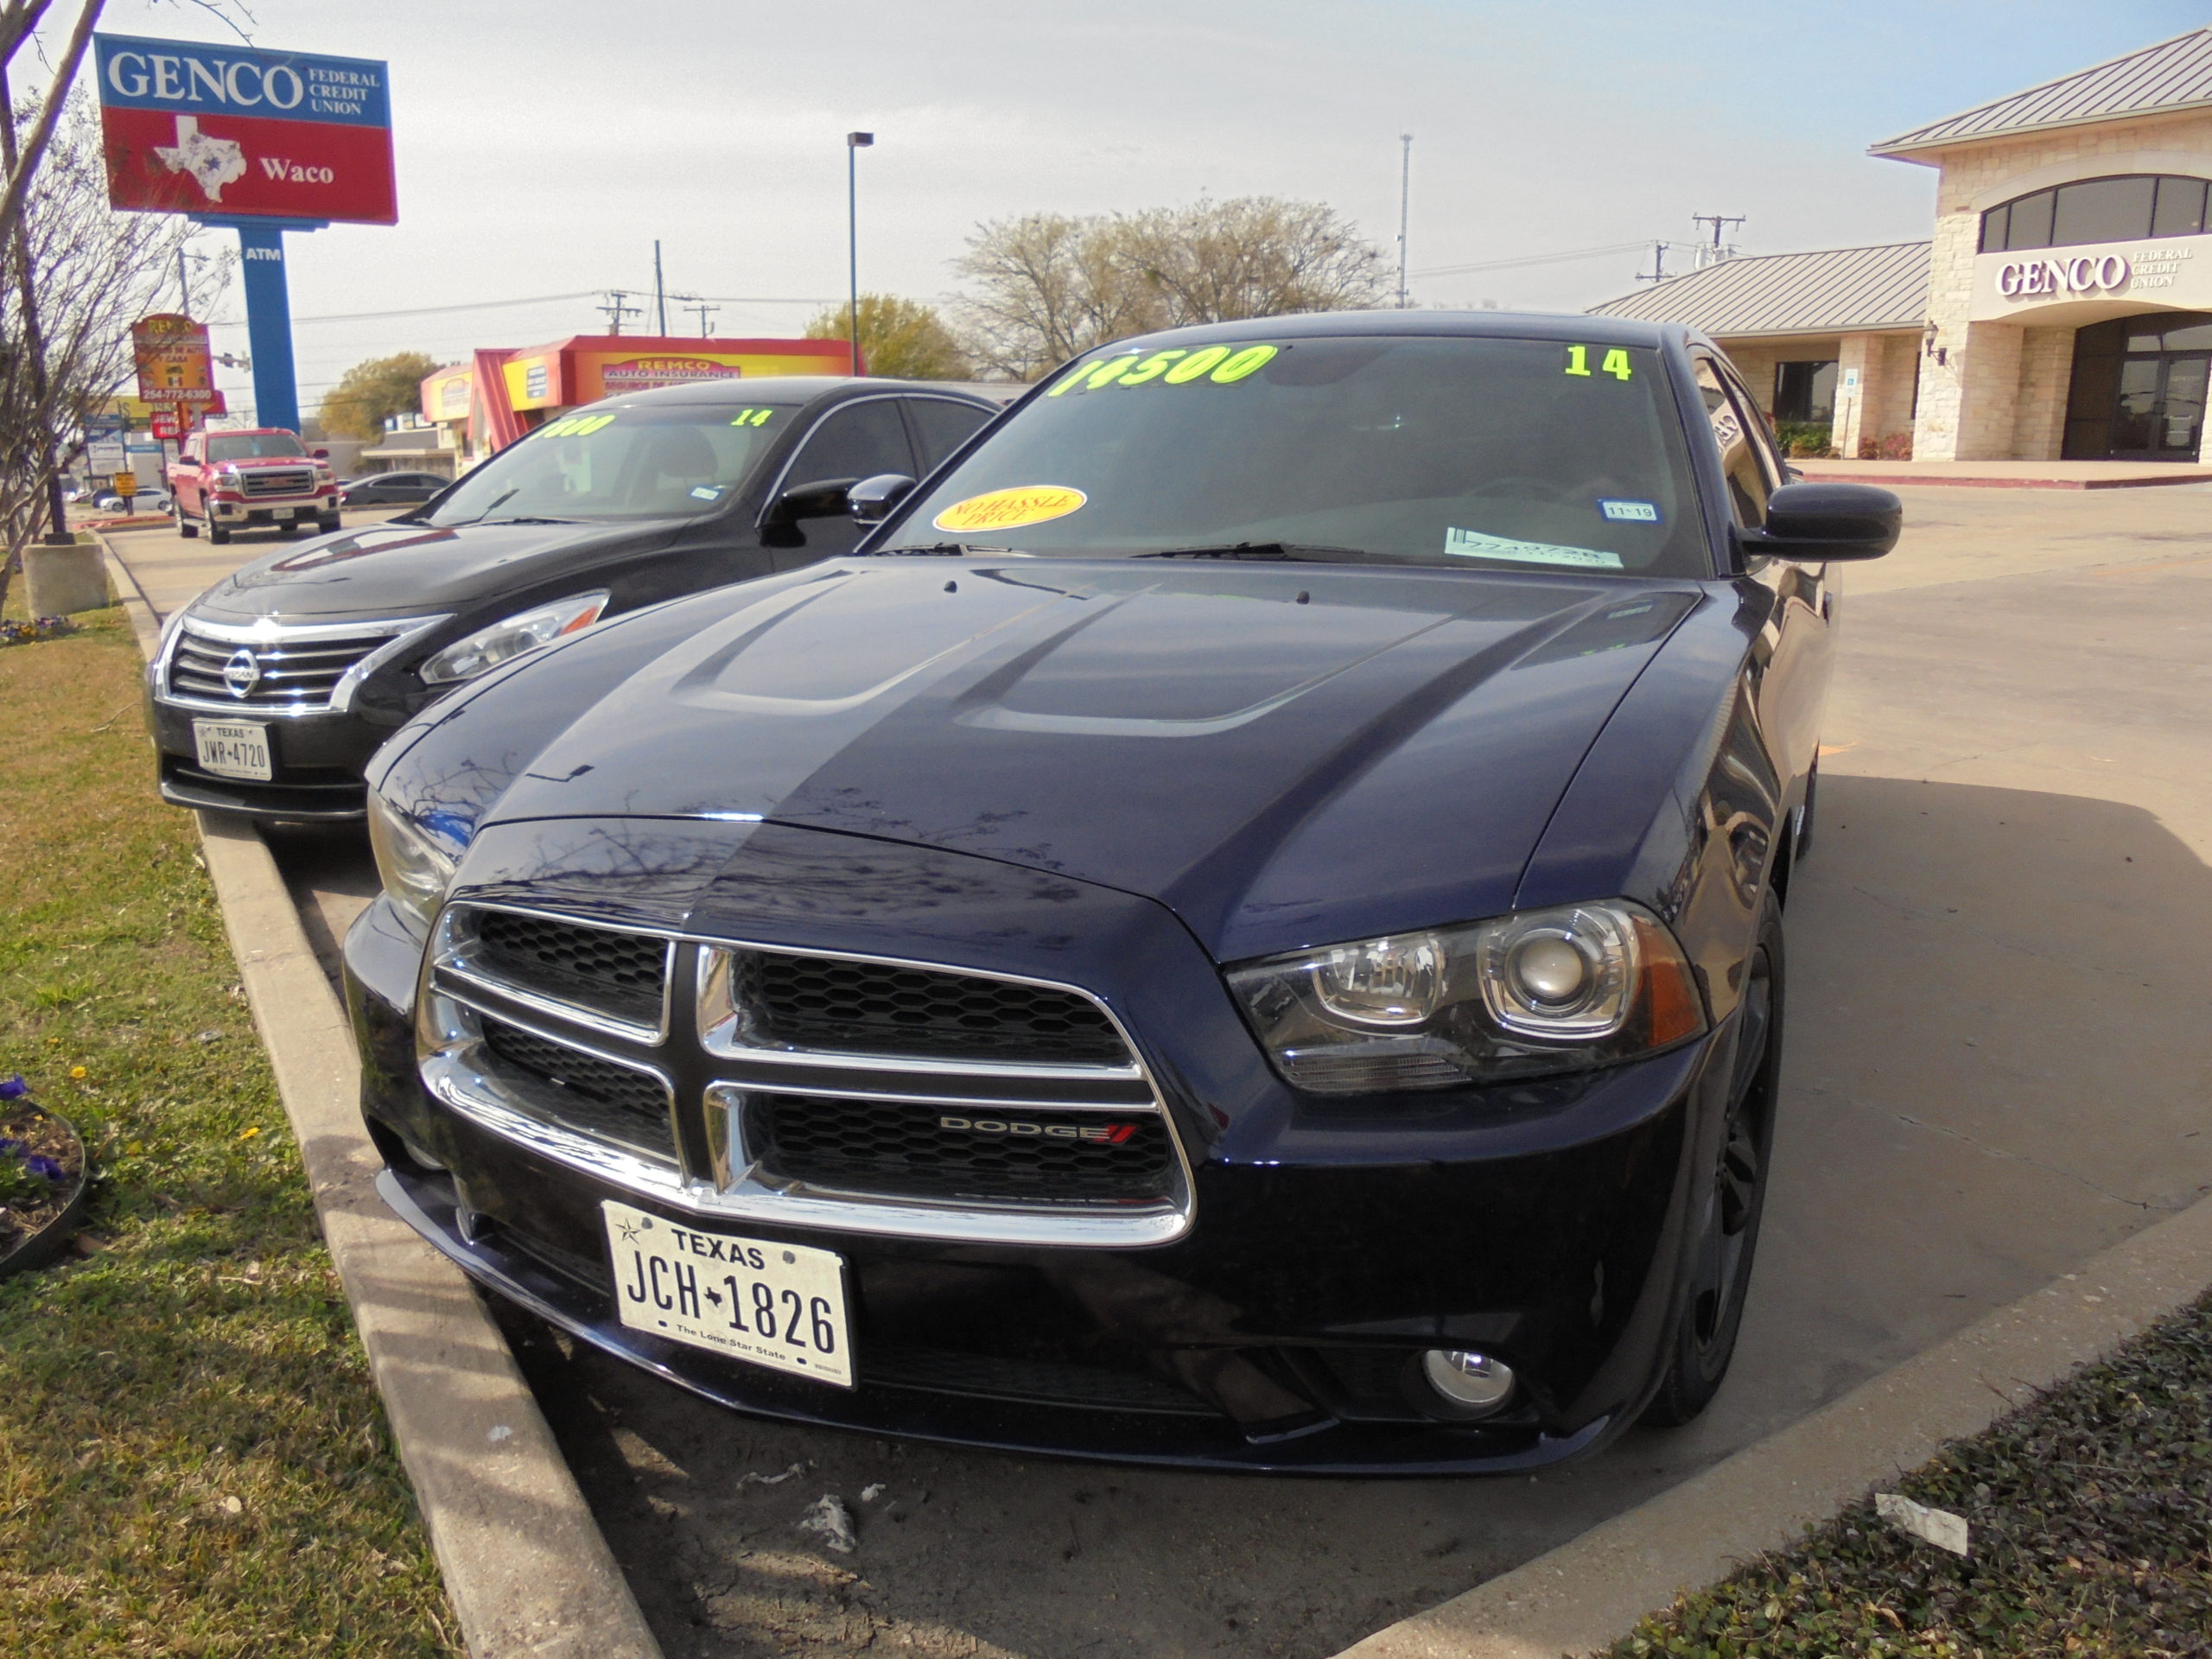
(107, 486), (2212, 1657)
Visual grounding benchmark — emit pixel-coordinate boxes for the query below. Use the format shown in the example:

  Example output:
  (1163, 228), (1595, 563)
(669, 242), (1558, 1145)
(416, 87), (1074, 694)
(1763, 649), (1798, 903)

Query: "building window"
(1980, 175), (2209, 253)
(1772, 360), (1837, 423)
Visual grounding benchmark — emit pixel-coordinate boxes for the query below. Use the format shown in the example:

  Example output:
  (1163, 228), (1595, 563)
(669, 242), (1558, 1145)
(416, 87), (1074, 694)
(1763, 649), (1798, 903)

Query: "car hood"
(189, 518), (688, 622)
(480, 560), (1700, 961)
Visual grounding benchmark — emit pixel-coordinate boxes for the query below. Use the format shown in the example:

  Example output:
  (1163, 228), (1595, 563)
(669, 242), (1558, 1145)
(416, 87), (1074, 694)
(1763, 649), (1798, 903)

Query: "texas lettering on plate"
(601, 1199), (854, 1386)
(191, 719), (271, 780)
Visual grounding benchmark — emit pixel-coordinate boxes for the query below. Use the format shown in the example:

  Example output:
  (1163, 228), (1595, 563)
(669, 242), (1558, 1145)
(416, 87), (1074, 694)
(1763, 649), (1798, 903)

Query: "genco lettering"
(1997, 253), (2130, 299)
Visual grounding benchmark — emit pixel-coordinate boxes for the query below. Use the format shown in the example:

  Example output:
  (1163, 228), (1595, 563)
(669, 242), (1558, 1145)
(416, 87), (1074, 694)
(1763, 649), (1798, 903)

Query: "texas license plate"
(601, 1200), (853, 1386)
(192, 719), (271, 780)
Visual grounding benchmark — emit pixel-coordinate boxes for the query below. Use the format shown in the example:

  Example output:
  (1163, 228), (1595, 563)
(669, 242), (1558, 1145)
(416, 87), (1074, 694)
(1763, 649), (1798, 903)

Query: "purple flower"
(0, 1074), (29, 1099)
(24, 1155), (64, 1183)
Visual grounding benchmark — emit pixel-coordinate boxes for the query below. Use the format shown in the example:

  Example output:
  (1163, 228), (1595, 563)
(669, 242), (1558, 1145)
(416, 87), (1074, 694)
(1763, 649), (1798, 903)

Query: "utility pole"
(846, 131), (874, 376)
(1395, 133), (1413, 309)
(678, 296), (719, 336)
(1689, 213), (1745, 270)
(1636, 242), (1674, 285)
(652, 239), (667, 334)
(177, 245), (190, 312)
(597, 289), (642, 334)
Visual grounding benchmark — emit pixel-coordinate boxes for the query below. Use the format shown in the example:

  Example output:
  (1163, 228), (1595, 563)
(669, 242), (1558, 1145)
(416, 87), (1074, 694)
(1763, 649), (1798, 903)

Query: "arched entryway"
(2063, 311), (2212, 460)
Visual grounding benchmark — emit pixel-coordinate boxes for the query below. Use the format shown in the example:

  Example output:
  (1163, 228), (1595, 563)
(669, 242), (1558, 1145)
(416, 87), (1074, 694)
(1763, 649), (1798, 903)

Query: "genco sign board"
(1969, 234), (2209, 320)
(92, 33), (396, 226)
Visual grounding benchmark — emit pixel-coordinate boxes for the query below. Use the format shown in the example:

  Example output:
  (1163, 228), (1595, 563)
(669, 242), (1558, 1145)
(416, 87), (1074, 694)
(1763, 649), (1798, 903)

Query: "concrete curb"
(1334, 1189), (2212, 1658)
(99, 540), (663, 1659)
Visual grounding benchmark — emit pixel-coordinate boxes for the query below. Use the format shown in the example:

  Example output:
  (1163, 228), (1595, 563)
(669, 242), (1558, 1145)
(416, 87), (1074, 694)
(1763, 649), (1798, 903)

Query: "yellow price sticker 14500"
(1049, 343), (1279, 396)
(1564, 346), (1633, 381)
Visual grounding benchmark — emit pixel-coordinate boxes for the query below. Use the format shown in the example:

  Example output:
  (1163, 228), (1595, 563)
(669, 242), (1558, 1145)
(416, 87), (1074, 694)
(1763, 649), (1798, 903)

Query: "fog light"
(1421, 1349), (1516, 1414)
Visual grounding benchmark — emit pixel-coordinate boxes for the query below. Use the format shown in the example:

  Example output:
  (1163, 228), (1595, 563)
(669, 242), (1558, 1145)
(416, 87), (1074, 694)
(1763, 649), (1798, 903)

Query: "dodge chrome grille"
(734, 950), (1126, 1065)
(417, 904), (1192, 1246)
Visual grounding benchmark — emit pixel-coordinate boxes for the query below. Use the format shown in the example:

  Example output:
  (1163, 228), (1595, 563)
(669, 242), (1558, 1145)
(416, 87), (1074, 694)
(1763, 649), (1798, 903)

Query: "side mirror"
(849, 473), (917, 526)
(1736, 481), (1901, 563)
(312, 448), (330, 461)
(765, 475), (859, 525)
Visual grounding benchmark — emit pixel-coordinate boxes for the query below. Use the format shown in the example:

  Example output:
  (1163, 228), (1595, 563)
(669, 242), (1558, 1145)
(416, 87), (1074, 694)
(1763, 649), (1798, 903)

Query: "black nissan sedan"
(144, 377), (1006, 819)
(341, 312), (1900, 1472)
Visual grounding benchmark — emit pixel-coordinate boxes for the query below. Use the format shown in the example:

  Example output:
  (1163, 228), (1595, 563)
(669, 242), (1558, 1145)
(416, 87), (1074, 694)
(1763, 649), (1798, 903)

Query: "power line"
(201, 289), (844, 329)
(1412, 239), (1649, 279)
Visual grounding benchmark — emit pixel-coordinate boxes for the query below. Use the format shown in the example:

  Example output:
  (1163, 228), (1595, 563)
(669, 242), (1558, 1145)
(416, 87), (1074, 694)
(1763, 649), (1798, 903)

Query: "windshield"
(895, 335), (1710, 576)
(420, 402), (797, 526)
(208, 433), (308, 461)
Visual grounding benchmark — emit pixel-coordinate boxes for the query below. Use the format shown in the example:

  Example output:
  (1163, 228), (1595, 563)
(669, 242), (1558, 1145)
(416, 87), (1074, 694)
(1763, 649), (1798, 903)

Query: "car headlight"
(1225, 899), (1707, 1095)
(366, 791), (461, 931)
(416, 591), (608, 687)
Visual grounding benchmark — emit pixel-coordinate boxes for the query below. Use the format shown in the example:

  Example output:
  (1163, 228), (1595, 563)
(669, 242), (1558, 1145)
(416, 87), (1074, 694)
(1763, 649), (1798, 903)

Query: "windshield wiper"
(1132, 541), (1379, 562)
(474, 515), (582, 525)
(863, 543), (995, 556)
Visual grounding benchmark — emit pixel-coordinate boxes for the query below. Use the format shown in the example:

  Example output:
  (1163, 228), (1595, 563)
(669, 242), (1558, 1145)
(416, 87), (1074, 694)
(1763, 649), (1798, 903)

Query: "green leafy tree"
(317, 350), (441, 442)
(804, 294), (970, 381)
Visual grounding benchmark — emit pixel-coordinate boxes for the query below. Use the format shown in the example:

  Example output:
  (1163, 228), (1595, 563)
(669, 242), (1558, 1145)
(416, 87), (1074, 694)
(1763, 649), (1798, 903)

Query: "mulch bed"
(1605, 1289), (2212, 1656)
(0, 1096), (88, 1274)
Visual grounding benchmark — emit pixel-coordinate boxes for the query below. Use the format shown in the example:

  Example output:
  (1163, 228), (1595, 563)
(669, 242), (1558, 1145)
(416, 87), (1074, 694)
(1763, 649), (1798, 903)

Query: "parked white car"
(93, 488), (174, 514)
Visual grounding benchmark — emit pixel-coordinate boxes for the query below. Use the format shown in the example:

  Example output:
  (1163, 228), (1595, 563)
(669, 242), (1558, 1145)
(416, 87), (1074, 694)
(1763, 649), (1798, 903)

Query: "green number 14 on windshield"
(1565, 346), (1633, 381)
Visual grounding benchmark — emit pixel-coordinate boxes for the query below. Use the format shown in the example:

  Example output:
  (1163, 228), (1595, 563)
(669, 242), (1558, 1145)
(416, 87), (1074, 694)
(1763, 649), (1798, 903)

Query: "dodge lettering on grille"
(938, 1115), (1142, 1144)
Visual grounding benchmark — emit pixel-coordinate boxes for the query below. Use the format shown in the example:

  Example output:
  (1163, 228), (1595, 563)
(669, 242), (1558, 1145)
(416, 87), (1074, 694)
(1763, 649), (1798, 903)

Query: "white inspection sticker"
(1599, 499), (1661, 523)
(1444, 527), (1624, 569)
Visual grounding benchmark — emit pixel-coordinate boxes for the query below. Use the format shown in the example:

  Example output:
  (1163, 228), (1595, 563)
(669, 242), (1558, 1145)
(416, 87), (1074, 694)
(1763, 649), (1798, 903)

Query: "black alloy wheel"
(1641, 888), (1784, 1427)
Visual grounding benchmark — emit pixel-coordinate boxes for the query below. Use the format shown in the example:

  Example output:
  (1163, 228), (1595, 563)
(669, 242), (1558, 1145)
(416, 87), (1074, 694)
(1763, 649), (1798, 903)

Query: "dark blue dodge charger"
(342, 311), (1900, 1472)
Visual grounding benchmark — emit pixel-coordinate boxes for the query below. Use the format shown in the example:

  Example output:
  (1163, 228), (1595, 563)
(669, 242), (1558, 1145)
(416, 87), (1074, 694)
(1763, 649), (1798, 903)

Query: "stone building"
(1596, 26), (2212, 463)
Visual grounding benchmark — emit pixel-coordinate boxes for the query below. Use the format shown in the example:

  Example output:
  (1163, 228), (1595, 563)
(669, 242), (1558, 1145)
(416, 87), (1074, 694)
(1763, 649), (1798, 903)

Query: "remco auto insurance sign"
(93, 35), (396, 225)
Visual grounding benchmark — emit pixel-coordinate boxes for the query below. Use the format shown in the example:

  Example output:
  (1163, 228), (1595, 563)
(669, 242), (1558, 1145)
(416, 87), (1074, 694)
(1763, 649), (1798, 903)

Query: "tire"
(318, 516), (341, 534)
(1641, 889), (1785, 1427)
(175, 503), (198, 540)
(207, 514), (231, 546)
(1795, 760), (1819, 864)
(277, 523), (297, 538)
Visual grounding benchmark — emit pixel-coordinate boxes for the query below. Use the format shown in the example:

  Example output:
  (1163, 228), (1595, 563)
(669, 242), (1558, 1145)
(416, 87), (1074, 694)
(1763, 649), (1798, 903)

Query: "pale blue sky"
(36, 0), (2212, 414)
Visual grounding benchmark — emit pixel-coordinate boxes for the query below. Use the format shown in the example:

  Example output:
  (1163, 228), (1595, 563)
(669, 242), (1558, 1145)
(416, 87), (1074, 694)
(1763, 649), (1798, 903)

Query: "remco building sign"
(93, 34), (396, 225)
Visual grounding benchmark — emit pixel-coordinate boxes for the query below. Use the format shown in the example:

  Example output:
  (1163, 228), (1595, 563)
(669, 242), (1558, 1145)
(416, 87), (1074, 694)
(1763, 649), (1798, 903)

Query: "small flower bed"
(0, 615), (73, 648)
(0, 1074), (84, 1260)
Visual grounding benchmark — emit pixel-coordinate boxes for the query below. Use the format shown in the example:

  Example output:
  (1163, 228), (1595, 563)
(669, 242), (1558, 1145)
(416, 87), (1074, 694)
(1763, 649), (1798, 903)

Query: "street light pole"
(846, 130), (874, 376)
(1396, 133), (1413, 309)
(653, 238), (667, 334)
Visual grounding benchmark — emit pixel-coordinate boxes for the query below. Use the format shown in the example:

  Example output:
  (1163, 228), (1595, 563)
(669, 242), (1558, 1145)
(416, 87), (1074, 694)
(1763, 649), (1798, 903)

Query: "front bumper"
(341, 818), (1734, 1474)
(149, 696), (383, 819)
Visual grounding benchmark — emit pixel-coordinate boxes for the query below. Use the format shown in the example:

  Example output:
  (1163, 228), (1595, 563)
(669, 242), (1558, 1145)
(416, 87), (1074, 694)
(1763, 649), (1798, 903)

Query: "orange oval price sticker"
(933, 485), (1087, 533)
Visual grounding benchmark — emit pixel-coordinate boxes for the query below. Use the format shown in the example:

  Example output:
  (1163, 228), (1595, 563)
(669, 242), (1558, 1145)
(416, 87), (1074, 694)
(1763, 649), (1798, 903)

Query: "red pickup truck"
(168, 428), (341, 544)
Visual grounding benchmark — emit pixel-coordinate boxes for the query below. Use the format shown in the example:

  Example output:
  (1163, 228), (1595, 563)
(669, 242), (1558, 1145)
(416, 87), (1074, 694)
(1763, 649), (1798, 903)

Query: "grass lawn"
(1605, 1291), (2212, 1657)
(0, 607), (458, 1656)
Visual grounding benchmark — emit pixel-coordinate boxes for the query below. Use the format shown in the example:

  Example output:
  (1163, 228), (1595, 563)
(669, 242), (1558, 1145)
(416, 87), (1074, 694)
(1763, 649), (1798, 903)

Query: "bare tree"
(0, 93), (225, 615)
(1117, 199), (1391, 327)
(951, 198), (1390, 381)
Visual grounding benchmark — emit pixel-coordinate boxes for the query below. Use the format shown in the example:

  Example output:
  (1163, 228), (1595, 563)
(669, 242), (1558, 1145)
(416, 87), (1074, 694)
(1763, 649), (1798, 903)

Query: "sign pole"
(193, 214), (325, 433)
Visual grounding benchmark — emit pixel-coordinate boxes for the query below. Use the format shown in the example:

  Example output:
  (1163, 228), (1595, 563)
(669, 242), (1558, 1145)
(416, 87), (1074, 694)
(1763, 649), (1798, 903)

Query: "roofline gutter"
(1870, 94), (2212, 163)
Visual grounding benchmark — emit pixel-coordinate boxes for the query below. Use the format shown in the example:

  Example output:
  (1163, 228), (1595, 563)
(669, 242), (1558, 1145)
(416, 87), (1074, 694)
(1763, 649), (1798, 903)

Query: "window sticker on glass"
(1564, 346), (1634, 380)
(1599, 499), (1661, 523)
(536, 413), (617, 438)
(728, 408), (778, 428)
(1048, 343), (1279, 396)
(1444, 527), (1625, 569)
(934, 485), (1087, 532)
(690, 485), (725, 501)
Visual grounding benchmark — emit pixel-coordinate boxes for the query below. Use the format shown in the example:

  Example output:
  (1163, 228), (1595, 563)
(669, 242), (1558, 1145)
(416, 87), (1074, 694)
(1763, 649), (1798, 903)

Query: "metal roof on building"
(1588, 243), (1929, 340)
(1872, 27), (2212, 156)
